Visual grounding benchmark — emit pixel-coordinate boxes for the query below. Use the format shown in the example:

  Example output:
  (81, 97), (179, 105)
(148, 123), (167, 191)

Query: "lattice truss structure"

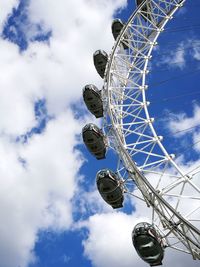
(102, 0), (200, 259)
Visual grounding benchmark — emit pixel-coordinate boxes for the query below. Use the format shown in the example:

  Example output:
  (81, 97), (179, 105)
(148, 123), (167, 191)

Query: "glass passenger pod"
(112, 18), (124, 40)
(132, 222), (164, 266)
(83, 84), (103, 118)
(82, 123), (107, 160)
(136, 0), (152, 22)
(111, 19), (128, 49)
(93, 50), (108, 79)
(96, 169), (124, 209)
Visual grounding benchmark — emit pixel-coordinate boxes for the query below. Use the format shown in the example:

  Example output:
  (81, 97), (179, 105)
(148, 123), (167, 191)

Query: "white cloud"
(80, 212), (143, 267)
(193, 130), (200, 152)
(157, 42), (186, 69)
(0, 110), (85, 267)
(79, 206), (200, 267)
(0, 0), (127, 135)
(0, 0), (19, 33)
(73, 186), (113, 217)
(156, 37), (200, 70)
(192, 41), (200, 60)
(167, 104), (200, 136)
(166, 104), (200, 155)
(28, 0), (127, 40)
(0, 39), (37, 135)
(0, 0), (128, 266)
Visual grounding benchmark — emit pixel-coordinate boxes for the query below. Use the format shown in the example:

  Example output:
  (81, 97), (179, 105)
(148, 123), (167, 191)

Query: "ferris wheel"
(82, 0), (200, 265)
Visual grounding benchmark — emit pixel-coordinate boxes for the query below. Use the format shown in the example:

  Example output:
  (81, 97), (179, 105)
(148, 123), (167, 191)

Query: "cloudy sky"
(0, 0), (199, 267)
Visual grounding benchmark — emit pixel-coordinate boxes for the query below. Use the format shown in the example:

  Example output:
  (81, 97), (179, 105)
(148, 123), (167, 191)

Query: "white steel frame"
(102, 0), (200, 259)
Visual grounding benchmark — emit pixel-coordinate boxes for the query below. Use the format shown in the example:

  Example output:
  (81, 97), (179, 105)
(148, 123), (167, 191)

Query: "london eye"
(82, 0), (200, 265)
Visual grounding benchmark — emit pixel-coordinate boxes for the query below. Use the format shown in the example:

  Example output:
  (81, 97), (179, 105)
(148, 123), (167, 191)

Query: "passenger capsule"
(93, 50), (108, 79)
(82, 123), (107, 160)
(112, 18), (124, 40)
(96, 169), (124, 209)
(83, 84), (103, 118)
(132, 222), (165, 266)
(111, 19), (128, 49)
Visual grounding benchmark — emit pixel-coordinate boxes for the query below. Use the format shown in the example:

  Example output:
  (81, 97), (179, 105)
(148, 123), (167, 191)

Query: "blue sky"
(0, 1), (199, 267)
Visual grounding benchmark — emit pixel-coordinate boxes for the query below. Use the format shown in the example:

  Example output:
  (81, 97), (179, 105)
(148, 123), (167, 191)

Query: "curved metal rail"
(103, 0), (200, 259)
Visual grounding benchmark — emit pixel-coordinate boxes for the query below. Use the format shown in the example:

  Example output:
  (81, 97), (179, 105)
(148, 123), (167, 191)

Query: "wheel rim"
(102, 0), (200, 259)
